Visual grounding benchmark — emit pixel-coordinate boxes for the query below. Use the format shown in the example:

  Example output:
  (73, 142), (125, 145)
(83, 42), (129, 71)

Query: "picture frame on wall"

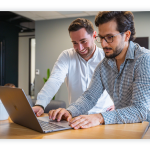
(133, 37), (149, 49)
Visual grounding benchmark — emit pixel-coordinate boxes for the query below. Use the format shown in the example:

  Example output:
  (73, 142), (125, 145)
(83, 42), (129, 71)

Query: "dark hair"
(4, 83), (15, 87)
(95, 11), (136, 41)
(68, 18), (94, 36)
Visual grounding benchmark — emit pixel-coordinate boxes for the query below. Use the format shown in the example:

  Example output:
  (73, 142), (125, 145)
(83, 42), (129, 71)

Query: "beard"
(103, 41), (124, 58)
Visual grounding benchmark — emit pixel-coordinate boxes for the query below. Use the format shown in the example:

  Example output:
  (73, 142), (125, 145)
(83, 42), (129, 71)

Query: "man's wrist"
(35, 105), (44, 111)
(98, 113), (104, 124)
(67, 110), (72, 117)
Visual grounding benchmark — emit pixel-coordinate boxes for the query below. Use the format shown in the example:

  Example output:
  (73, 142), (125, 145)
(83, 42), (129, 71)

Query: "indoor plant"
(43, 68), (55, 100)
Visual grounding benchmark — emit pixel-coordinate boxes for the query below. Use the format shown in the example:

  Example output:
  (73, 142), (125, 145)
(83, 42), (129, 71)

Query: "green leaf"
(52, 95), (55, 100)
(43, 68), (56, 100)
(43, 78), (47, 83)
(47, 68), (50, 80)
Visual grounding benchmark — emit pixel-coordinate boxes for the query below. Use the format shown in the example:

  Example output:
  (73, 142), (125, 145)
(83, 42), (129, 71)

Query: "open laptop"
(0, 86), (72, 133)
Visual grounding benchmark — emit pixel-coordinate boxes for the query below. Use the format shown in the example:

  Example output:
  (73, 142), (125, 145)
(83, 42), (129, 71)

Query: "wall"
(35, 11), (150, 107)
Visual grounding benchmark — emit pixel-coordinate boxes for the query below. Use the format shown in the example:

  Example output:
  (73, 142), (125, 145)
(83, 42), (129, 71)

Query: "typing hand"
(32, 106), (44, 117)
(48, 108), (72, 122)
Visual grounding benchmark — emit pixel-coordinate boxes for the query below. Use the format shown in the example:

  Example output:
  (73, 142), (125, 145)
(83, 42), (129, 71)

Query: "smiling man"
(32, 18), (114, 116)
(49, 11), (150, 129)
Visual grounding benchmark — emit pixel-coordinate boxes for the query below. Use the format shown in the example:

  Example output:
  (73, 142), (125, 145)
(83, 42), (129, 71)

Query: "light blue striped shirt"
(67, 41), (150, 125)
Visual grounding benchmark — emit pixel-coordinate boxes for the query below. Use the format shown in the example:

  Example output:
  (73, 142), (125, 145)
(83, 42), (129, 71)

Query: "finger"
(36, 108), (44, 117)
(48, 110), (55, 119)
(56, 109), (68, 121)
(70, 117), (86, 128)
(67, 115), (72, 122)
(73, 120), (90, 129)
(80, 122), (92, 129)
(51, 108), (62, 120)
(69, 116), (82, 124)
(48, 110), (57, 119)
(32, 107), (39, 113)
(62, 112), (72, 121)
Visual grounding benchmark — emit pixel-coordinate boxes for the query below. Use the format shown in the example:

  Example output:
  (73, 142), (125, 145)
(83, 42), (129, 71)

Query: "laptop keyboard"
(38, 119), (65, 131)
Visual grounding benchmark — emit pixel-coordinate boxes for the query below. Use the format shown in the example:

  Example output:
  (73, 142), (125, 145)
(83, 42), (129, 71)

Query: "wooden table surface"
(0, 114), (149, 139)
(143, 127), (150, 139)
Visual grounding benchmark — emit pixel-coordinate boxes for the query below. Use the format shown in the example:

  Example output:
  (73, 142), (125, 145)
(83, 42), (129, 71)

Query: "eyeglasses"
(95, 32), (124, 43)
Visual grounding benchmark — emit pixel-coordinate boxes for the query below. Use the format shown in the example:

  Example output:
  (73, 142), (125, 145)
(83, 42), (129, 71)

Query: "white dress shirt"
(36, 45), (114, 114)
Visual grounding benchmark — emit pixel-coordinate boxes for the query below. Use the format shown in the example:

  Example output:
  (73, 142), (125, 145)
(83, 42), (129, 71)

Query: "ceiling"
(0, 11), (99, 33)
(1, 11), (139, 33)
(0, 11), (35, 32)
(12, 11), (99, 21)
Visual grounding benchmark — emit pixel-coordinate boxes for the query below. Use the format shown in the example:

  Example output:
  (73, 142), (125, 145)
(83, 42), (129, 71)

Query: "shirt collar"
(125, 41), (135, 60)
(106, 41), (136, 72)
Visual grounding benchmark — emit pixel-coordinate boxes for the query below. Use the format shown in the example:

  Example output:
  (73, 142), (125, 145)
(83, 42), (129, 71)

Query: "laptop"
(0, 86), (72, 133)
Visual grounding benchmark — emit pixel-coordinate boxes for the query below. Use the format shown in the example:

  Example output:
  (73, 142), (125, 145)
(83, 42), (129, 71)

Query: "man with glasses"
(49, 11), (150, 129)
(32, 18), (114, 117)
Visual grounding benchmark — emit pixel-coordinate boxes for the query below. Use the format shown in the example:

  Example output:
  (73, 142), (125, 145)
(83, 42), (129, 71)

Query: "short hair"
(68, 18), (94, 36)
(95, 11), (136, 41)
(4, 83), (15, 87)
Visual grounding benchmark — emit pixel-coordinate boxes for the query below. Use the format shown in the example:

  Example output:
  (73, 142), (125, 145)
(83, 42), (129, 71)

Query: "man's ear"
(124, 30), (131, 42)
(93, 31), (97, 38)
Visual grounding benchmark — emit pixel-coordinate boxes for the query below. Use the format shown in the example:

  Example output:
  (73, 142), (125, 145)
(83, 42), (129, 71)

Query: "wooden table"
(143, 127), (150, 139)
(0, 114), (149, 139)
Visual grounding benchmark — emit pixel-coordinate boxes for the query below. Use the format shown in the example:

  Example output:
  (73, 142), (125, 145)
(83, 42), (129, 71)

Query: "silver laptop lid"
(0, 86), (43, 133)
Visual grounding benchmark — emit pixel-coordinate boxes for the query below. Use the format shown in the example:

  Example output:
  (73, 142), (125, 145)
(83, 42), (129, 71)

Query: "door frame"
(0, 37), (6, 86)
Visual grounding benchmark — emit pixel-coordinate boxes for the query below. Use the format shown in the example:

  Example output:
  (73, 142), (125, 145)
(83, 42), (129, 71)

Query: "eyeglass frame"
(95, 32), (124, 43)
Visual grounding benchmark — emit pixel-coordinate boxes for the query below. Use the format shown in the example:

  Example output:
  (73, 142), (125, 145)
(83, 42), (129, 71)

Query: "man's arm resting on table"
(48, 107), (105, 129)
(69, 113), (104, 129)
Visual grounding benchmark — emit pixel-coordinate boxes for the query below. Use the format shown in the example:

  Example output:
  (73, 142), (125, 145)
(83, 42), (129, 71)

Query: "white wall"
(24, 11), (150, 107)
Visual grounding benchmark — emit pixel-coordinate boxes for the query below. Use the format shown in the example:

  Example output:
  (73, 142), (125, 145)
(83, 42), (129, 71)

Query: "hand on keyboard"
(48, 108), (72, 122)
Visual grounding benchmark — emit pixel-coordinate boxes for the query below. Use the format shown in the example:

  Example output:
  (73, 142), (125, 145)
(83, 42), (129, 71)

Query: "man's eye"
(106, 36), (112, 40)
(73, 43), (77, 45)
(81, 41), (86, 44)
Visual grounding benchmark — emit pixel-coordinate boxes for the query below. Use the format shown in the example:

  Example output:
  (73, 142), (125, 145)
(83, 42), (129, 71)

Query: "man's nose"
(78, 43), (84, 51)
(101, 38), (109, 48)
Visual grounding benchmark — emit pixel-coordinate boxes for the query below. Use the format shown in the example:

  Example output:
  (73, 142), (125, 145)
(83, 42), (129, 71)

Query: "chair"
(26, 95), (66, 113)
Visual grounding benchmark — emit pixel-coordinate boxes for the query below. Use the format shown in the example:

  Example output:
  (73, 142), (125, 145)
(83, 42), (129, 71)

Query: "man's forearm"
(37, 78), (61, 106)
(101, 105), (147, 125)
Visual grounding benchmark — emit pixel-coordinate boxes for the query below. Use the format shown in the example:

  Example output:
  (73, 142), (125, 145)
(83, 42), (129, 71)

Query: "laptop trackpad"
(38, 116), (71, 128)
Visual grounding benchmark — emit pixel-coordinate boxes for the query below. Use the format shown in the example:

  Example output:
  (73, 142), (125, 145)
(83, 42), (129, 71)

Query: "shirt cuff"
(101, 110), (117, 125)
(66, 105), (81, 117)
